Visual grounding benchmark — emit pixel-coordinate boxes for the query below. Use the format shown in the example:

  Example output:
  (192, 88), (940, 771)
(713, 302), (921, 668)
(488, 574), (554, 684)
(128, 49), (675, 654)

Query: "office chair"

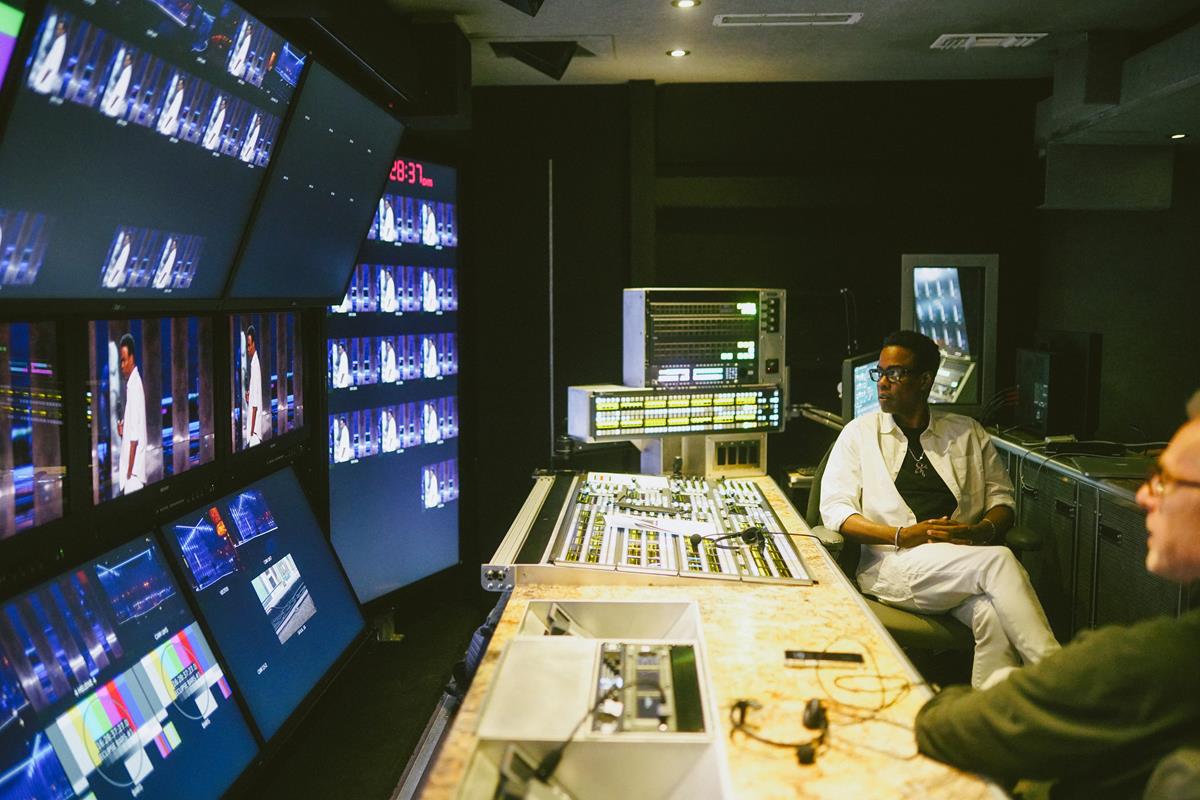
(803, 441), (1044, 652)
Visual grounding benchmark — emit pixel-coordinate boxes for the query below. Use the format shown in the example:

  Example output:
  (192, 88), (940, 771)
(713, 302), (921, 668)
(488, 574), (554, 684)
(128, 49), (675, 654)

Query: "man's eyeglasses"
(1143, 463), (1200, 497)
(868, 366), (915, 384)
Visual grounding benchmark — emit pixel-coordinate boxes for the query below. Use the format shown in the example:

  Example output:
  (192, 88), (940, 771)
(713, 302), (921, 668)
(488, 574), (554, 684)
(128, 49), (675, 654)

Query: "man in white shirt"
(239, 112), (261, 163)
(379, 338), (399, 383)
(30, 18), (66, 95)
(203, 97), (226, 151)
(380, 409), (399, 453)
(331, 342), (351, 388)
(228, 20), (252, 79)
(378, 198), (397, 243)
(332, 417), (352, 463)
(423, 401), (441, 444)
(422, 336), (440, 379)
(152, 236), (176, 289)
(156, 74), (185, 137)
(102, 231), (131, 289)
(820, 330), (1059, 688)
(100, 48), (132, 117)
(421, 269), (439, 312)
(117, 333), (148, 494)
(379, 268), (399, 312)
(423, 466), (441, 509)
(244, 325), (263, 447)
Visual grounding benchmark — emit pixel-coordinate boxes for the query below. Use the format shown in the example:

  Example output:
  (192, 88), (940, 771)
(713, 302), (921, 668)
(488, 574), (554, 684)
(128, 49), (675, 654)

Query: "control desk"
(423, 473), (1000, 800)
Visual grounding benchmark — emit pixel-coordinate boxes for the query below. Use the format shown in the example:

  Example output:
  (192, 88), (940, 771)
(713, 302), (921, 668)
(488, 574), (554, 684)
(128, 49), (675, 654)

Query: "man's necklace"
(908, 446), (929, 478)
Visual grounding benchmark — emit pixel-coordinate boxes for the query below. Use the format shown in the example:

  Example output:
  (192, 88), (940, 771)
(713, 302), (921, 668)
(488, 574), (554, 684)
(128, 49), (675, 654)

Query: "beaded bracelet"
(981, 518), (997, 541)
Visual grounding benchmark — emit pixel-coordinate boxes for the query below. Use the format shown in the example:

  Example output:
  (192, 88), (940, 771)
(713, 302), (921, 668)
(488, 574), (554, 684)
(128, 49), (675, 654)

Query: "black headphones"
(730, 697), (828, 766)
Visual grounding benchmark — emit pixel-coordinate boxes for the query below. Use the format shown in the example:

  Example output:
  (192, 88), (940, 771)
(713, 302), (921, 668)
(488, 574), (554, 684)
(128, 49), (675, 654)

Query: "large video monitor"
(327, 158), (459, 603)
(229, 312), (304, 452)
(900, 254), (997, 418)
(0, 0), (304, 299)
(226, 61), (405, 301)
(840, 351), (879, 422)
(0, 320), (64, 538)
(87, 317), (215, 504)
(0, 534), (258, 799)
(161, 467), (364, 741)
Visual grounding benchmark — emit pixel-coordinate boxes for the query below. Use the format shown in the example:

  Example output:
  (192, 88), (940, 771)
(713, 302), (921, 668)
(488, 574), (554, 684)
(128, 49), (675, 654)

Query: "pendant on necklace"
(913, 459), (928, 478)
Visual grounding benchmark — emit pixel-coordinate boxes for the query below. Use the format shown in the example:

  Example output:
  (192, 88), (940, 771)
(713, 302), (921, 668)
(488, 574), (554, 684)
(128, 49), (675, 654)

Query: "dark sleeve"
(915, 612), (1200, 783)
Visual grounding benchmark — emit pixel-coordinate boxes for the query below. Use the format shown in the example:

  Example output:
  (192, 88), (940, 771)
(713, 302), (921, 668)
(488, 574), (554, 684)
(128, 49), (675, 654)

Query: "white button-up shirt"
(820, 410), (1015, 592)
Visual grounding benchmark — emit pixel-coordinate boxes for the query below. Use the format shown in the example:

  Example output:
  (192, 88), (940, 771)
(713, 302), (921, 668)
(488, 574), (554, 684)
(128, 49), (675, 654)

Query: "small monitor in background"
(0, 320), (64, 539)
(0, 0), (303, 298)
(161, 467), (364, 741)
(87, 317), (215, 504)
(901, 255), (998, 418)
(0, 534), (258, 800)
(229, 312), (304, 452)
(227, 61), (406, 301)
(840, 351), (879, 422)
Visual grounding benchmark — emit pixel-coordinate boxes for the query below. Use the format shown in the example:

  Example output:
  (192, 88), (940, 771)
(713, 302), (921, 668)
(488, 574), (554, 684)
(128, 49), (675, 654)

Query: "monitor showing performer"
(88, 318), (215, 503)
(230, 313), (304, 452)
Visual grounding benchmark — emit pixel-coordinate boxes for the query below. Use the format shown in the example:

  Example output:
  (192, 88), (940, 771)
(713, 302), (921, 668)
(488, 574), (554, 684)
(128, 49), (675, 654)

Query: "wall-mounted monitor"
(226, 61), (405, 301)
(0, 320), (64, 538)
(840, 351), (879, 422)
(87, 317), (214, 504)
(0, 534), (258, 799)
(229, 312), (304, 452)
(900, 254), (997, 419)
(327, 158), (459, 604)
(0, 0), (304, 299)
(160, 466), (364, 741)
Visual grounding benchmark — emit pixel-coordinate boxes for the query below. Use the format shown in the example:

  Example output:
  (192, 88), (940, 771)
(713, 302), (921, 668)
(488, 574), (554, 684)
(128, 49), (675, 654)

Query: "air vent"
(930, 33), (1047, 50)
(713, 12), (863, 27)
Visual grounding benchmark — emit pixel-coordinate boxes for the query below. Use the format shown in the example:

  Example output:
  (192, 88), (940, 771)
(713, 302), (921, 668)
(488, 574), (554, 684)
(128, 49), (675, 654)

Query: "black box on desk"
(1017, 348), (1061, 436)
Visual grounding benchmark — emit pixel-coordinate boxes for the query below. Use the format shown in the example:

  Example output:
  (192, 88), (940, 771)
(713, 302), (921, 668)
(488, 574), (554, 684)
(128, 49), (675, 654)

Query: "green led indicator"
(737, 302), (757, 316)
(0, 3), (23, 37)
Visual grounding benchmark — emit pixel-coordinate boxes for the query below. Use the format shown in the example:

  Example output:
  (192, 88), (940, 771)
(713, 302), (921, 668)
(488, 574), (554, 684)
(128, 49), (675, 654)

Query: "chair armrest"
(1006, 524), (1044, 552)
(808, 525), (844, 555)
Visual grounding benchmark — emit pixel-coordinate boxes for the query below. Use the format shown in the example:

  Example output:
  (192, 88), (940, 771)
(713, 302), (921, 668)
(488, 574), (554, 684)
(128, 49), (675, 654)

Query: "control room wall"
(1034, 150), (1200, 443)
(464, 85), (631, 561)
(651, 80), (1046, 464)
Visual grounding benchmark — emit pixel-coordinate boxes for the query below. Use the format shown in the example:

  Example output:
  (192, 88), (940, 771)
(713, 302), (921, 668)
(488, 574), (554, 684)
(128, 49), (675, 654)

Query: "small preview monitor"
(0, 534), (258, 800)
(229, 312), (304, 452)
(0, 321), (65, 539)
(87, 317), (215, 504)
(227, 61), (405, 300)
(0, 0), (304, 298)
(840, 351), (879, 422)
(161, 466), (364, 741)
(901, 255), (998, 416)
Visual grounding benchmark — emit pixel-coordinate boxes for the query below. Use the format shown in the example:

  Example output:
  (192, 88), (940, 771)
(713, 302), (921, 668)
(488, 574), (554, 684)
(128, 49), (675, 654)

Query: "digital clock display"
(390, 159), (434, 187)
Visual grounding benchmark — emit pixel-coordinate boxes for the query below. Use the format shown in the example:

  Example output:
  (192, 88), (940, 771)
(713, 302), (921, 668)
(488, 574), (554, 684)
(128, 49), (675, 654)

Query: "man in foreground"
(916, 402), (1200, 797)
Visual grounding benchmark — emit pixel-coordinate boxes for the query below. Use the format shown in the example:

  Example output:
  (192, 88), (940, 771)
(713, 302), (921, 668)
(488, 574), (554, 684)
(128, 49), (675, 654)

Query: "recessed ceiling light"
(667, 48), (690, 57)
(672, 0), (700, 8)
(1170, 133), (1187, 140)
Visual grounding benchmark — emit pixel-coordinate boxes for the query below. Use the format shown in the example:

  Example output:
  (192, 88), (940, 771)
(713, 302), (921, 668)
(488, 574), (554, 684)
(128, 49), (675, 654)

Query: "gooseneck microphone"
(690, 526), (768, 550)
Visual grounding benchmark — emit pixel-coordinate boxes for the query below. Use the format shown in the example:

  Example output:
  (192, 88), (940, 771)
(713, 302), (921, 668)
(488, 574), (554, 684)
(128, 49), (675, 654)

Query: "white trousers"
(860, 543), (1061, 688)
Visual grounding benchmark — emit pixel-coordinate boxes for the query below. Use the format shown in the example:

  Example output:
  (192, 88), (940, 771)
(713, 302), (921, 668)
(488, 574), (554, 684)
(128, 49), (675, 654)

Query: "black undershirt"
(894, 423), (958, 522)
